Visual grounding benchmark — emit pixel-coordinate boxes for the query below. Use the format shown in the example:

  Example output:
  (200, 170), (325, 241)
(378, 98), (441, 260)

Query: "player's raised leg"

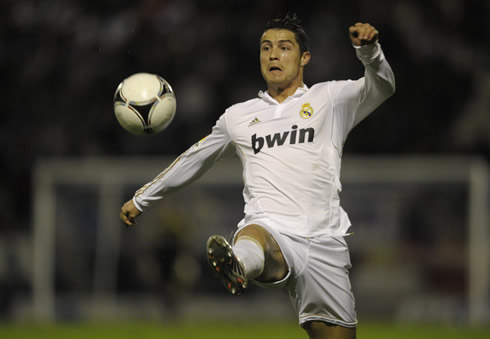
(235, 224), (288, 283)
(303, 321), (356, 339)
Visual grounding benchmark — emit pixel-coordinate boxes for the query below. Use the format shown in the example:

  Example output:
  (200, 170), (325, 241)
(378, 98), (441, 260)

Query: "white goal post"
(31, 155), (488, 324)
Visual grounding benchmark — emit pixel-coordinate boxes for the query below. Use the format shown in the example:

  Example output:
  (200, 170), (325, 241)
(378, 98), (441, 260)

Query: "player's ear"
(300, 51), (311, 67)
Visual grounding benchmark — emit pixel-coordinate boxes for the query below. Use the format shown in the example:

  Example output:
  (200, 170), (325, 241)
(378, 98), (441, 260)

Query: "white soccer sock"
(233, 237), (265, 280)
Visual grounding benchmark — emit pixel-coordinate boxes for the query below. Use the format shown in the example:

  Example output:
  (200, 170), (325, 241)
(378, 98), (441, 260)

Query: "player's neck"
(268, 82), (303, 103)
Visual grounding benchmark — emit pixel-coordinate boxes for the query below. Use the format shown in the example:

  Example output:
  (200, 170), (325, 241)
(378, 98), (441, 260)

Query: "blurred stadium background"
(0, 0), (488, 337)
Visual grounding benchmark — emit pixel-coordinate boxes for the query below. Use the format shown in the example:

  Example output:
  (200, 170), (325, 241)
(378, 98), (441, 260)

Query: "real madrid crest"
(300, 103), (313, 119)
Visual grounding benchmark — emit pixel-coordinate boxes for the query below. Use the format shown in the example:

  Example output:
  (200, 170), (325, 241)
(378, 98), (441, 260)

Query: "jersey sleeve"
(329, 42), (395, 137)
(133, 113), (235, 212)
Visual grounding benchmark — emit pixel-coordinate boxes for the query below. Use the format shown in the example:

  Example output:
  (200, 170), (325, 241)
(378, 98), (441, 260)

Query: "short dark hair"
(264, 13), (309, 55)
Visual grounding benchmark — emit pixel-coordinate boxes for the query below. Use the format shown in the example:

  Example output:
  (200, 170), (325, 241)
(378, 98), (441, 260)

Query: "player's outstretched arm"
(349, 22), (379, 46)
(120, 199), (141, 227)
(335, 22), (395, 128)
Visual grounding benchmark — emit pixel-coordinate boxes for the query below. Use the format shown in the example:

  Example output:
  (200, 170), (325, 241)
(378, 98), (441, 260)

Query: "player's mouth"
(269, 66), (282, 72)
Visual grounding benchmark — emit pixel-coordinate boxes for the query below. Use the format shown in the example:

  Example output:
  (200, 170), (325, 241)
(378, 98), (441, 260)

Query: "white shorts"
(234, 219), (357, 328)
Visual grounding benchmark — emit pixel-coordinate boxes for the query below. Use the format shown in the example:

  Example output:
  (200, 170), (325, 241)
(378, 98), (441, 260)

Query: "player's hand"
(349, 22), (379, 46)
(120, 199), (141, 227)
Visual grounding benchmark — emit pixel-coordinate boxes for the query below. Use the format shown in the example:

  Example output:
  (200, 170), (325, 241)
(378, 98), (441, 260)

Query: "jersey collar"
(258, 84), (309, 104)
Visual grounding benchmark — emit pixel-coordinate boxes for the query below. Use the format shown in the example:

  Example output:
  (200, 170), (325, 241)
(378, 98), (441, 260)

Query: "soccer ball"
(113, 73), (176, 135)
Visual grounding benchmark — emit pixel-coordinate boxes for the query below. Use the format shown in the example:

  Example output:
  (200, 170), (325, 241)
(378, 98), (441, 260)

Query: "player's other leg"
(303, 321), (356, 339)
(206, 224), (288, 294)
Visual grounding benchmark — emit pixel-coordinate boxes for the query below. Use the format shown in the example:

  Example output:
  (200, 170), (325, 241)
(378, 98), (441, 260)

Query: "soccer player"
(120, 13), (395, 339)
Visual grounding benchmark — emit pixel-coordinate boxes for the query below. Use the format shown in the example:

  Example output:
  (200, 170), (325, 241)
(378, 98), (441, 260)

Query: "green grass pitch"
(0, 321), (489, 339)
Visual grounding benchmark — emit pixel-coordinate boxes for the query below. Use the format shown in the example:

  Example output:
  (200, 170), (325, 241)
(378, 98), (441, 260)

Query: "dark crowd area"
(1, 0), (488, 235)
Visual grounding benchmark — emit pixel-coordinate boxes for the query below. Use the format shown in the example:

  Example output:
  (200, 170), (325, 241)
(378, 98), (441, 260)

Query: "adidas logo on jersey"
(251, 125), (315, 154)
(248, 117), (261, 127)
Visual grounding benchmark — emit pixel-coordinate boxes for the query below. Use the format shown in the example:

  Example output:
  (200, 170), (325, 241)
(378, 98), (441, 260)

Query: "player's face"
(260, 29), (310, 91)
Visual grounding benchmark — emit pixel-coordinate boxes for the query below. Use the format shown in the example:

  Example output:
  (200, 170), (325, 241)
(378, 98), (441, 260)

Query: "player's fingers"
(349, 25), (360, 38)
(350, 23), (374, 45)
(359, 25), (372, 40)
(349, 26), (362, 46)
(124, 217), (136, 227)
(365, 26), (379, 42)
(120, 211), (129, 225)
(120, 208), (135, 227)
(351, 23), (378, 45)
(356, 24), (379, 45)
(363, 31), (378, 45)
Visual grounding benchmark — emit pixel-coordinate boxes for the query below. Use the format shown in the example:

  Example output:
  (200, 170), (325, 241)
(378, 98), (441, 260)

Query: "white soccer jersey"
(133, 42), (395, 237)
